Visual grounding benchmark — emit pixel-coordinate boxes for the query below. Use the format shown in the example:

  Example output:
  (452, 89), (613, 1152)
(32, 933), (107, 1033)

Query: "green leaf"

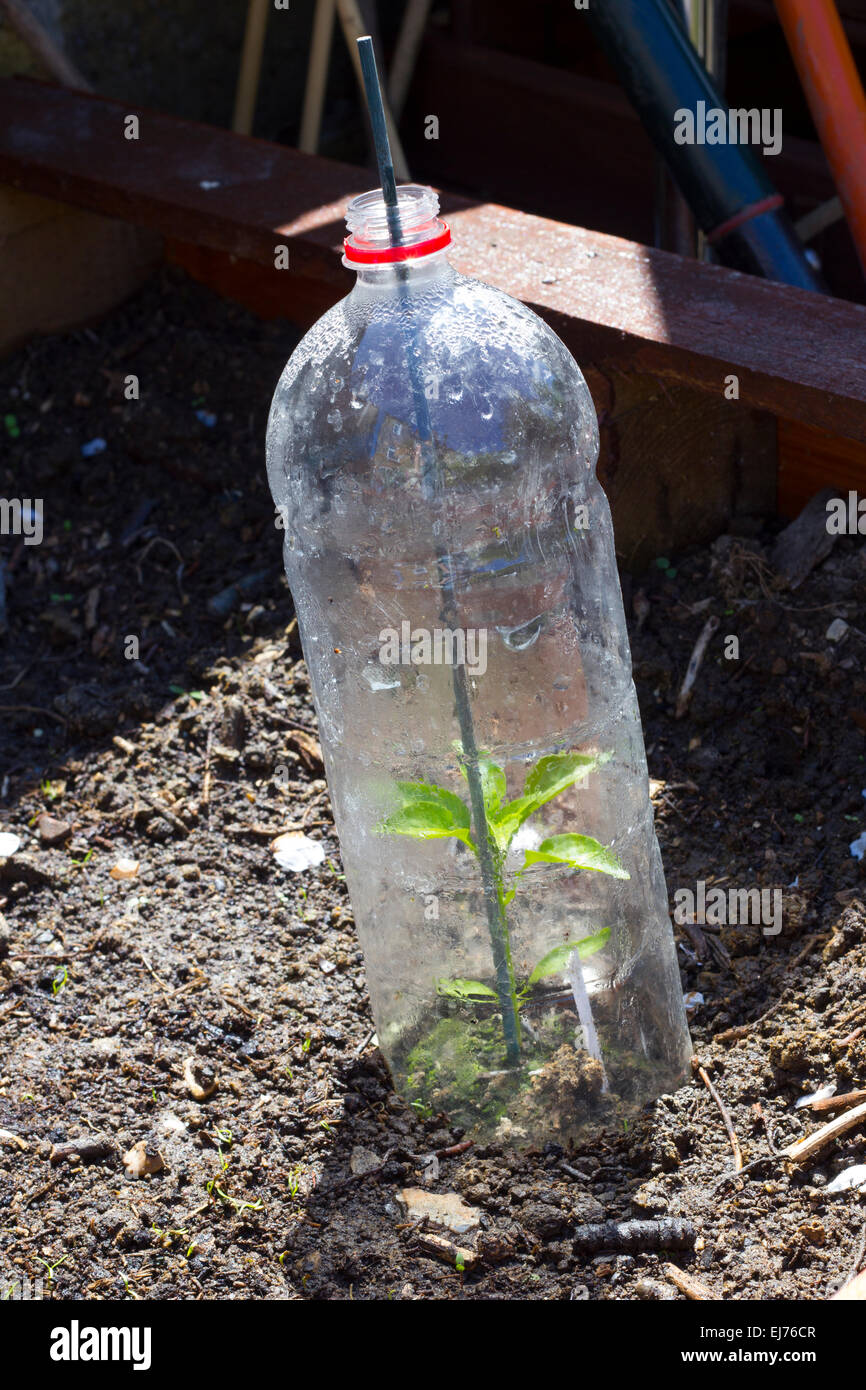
(435, 978), (499, 1001)
(523, 833), (630, 879)
(523, 752), (606, 808)
(378, 782), (474, 848)
(490, 752), (607, 853)
(395, 781), (471, 823)
(455, 747), (506, 814)
(488, 795), (537, 854)
(527, 929), (611, 986)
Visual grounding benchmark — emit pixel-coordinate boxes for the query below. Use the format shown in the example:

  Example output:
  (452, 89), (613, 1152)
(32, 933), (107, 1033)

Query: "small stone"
(349, 1146), (382, 1176)
(636, 1278), (678, 1300)
(36, 813), (71, 847)
(123, 1140), (164, 1178)
(157, 1112), (187, 1137)
(110, 858), (140, 881)
(183, 1057), (217, 1101)
(396, 1187), (482, 1236)
(271, 832), (325, 873)
(826, 618), (849, 643)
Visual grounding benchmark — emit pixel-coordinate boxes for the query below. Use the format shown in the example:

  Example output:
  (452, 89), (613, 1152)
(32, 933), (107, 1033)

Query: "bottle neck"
(351, 249), (454, 289)
(343, 184), (452, 288)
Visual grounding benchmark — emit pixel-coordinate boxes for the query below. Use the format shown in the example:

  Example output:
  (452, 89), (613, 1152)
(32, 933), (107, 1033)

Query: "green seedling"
(378, 748), (628, 1061)
(206, 1180), (263, 1217)
(34, 1255), (68, 1286)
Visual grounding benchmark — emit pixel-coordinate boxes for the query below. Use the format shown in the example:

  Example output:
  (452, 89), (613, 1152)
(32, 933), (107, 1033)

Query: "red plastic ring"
(706, 195), (784, 244)
(343, 222), (451, 264)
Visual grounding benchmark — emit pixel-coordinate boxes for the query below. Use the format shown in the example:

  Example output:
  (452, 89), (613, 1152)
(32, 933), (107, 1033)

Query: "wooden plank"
(0, 186), (160, 355)
(2, 77), (866, 444)
(778, 417), (866, 518)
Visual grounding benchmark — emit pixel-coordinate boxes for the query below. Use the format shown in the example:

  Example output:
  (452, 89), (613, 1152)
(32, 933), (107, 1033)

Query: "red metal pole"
(775, 0), (866, 276)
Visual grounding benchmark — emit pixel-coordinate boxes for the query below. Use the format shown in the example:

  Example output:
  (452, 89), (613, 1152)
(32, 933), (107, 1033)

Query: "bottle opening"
(343, 184), (451, 264)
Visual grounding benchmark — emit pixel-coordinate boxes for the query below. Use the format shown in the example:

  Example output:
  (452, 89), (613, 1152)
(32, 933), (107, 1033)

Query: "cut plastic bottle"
(266, 185), (692, 1143)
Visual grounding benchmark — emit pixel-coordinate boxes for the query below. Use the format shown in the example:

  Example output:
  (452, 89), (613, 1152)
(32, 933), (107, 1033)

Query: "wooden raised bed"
(1, 76), (865, 561)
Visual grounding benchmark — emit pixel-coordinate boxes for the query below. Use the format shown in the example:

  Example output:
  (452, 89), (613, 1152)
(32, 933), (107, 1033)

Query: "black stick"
(356, 37), (520, 1063)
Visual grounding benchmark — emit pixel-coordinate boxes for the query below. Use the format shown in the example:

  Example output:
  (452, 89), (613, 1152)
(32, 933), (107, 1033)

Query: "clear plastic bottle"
(266, 185), (691, 1144)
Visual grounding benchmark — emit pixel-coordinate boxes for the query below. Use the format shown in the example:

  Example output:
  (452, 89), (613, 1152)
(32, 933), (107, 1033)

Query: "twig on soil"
(433, 1141), (473, 1160)
(675, 615), (719, 718)
(752, 1101), (784, 1155)
(413, 1230), (477, 1269)
(835, 1000), (866, 1032)
(0, 1128), (28, 1151)
(694, 1061), (743, 1171)
(663, 1263), (715, 1301)
(0, 664), (32, 692)
(713, 1153), (778, 1191)
(138, 952), (175, 996)
(50, 1135), (115, 1166)
(353, 1028), (376, 1056)
(781, 1100), (866, 1165)
(202, 725), (215, 828)
(713, 1098), (866, 1189)
(810, 1088), (866, 1114)
(302, 791), (330, 828)
(221, 989), (257, 1020)
(136, 789), (188, 836)
(715, 1000), (785, 1045)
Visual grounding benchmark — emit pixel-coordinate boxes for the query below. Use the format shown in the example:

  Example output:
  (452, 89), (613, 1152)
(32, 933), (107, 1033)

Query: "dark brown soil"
(1, 270), (865, 1301)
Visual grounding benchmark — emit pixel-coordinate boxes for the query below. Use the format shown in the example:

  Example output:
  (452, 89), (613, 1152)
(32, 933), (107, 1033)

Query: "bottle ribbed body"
(267, 195), (690, 1143)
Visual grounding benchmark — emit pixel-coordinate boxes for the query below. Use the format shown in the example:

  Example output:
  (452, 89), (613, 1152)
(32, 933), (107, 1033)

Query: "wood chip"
(286, 729), (323, 774)
(663, 1262), (715, 1300)
(782, 1100), (866, 1165)
(770, 487), (838, 590)
(50, 1135), (115, 1165)
(0, 1128), (28, 1151)
(413, 1231), (477, 1270)
(810, 1088), (866, 1113)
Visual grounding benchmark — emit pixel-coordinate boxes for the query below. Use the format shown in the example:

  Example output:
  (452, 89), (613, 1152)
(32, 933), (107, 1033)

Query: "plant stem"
(449, 667), (522, 1065)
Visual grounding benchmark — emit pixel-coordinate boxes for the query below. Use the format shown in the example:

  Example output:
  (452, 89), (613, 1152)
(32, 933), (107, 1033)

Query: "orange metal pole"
(775, 0), (866, 275)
